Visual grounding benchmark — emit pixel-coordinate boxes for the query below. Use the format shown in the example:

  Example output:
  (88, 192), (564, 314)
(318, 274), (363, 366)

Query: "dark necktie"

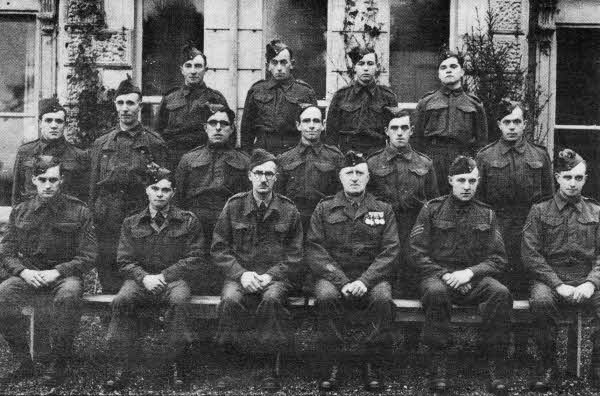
(153, 212), (165, 227)
(257, 202), (267, 222)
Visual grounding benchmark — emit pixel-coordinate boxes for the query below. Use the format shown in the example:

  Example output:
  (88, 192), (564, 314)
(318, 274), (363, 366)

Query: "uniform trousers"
(0, 276), (83, 361)
(420, 276), (512, 351)
(215, 279), (291, 352)
(530, 281), (600, 364)
(107, 279), (193, 366)
(315, 278), (394, 361)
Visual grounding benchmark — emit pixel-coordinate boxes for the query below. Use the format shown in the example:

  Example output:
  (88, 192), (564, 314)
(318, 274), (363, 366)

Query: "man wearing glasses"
(175, 103), (249, 293)
(89, 77), (168, 294)
(240, 40), (317, 154)
(0, 156), (97, 388)
(211, 148), (303, 391)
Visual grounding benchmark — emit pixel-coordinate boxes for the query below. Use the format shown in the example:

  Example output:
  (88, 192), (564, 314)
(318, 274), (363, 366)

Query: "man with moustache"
(476, 102), (553, 359)
(12, 98), (89, 205)
(105, 167), (204, 391)
(277, 104), (344, 231)
(414, 51), (488, 194)
(0, 156), (96, 388)
(158, 44), (229, 169)
(306, 151), (400, 392)
(175, 103), (249, 293)
(89, 77), (168, 293)
(410, 156), (511, 395)
(522, 149), (600, 391)
(326, 47), (398, 154)
(211, 149), (303, 391)
(241, 40), (317, 155)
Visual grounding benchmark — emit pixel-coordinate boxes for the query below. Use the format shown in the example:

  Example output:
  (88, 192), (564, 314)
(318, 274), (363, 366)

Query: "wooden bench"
(22, 295), (584, 377)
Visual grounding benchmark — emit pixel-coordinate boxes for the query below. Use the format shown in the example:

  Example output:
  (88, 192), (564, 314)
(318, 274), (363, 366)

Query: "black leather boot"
(427, 348), (448, 392)
(319, 363), (340, 392)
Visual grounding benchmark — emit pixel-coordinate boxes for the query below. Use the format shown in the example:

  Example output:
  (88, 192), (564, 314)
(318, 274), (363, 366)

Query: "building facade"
(0, 0), (598, 203)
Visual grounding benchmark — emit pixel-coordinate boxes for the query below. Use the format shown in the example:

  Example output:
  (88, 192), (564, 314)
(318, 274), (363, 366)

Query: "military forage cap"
(555, 149), (584, 172)
(115, 75), (142, 97)
(448, 155), (477, 176)
(180, 42), (204, 64)
(249, 148), (277, 171)
(39, 97), (66, 118)
(266, 39), (291, 62)
(341, 150), (366, 169)
(143, 163), (173, 186)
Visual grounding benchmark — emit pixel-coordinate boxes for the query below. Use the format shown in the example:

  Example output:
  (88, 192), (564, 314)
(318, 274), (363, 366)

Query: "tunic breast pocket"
(232, 222), (253, 253)
(324, 214), (349, 245)
(165, 100), (186, 125)
(372, 166), (395, 199)
(487, 160), (510, 198)
(455, 103), (477, 133)
(525, 160), (543, 192)
(313, 161), (337, 194)
(254, 92), (275, 105)
(424, 104), (448, 134)
(49, 222), (81, 256)
(470, 223), (491, 252)
(540, 216), (566, 252)
(99, 149), (115, 178)
(339, 102), (361, 121)
(432, 219), (456, 252)
(575, 217), (598, 251)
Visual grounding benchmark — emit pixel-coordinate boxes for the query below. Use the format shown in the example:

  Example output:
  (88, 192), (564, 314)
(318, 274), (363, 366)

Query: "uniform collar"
(183, 81), (207, 95)
(448, 194), (473, 210)
(114, 123), (144, 139)
(31, 193), (66, 214)
(298, 140), (323, 155)
(440, 84), (464, 97)
(555, 192), (583, 212)
(384, 143), (413, 162)
(149, 204), (170, 219)
(243, 191), (281, 219)
(39, 137), (67, 149)
(499, 137), (526, 155)
(351, 80), (377, 96)
(266, 76), (295, 90)
(133, 205), (185, 227)
(331, 190), (377, 219)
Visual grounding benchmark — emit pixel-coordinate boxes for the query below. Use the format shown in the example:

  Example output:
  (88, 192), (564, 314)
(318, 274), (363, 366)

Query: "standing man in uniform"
(476, 102), (553, 358)
(522, 149), (600, 391)
(306, 151), (400, 392)
(105, 167), (205, 391)
(325, 47), (398, 154)
(211, 149), (303, 391)
(410, 156), (511, 395)
(175, 103), (249, 293)
(277, 104), (344, 232)
(367, 107), (438, 348)
(158, 44), (229, 169)
(414, 51), (488, 194)
(240, 39), (317, 155)
(0, 156), (96, 387)
(12, 98), (89, 205)
(89, 77), (168, 294)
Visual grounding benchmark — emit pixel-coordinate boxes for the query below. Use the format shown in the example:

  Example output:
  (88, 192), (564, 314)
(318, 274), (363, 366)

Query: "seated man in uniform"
(410, 156), (511, 395)
(306, 151), (400, 392)
(105, 166), (205, 390)
(522, 149), (600, 391)
(211, 149), (303, 391)
(0, 156), (97, 388)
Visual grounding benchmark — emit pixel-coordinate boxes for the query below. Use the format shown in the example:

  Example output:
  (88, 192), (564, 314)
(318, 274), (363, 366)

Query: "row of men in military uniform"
(2, 69), (600, 395)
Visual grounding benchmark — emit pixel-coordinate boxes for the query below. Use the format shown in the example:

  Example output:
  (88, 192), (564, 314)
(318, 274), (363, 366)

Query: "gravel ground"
(1, 315), (600, 395)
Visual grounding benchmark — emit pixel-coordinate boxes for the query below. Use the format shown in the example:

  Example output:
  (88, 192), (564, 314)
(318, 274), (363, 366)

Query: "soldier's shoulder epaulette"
(277, 146), (296, 160)
(234, 148), (251, 160)
(466, 92), (483, 104)
(583, 196), (600, 206)
(229, 191), (249, 201)
(142, 127), (165, 141)
(62, 194), (87, 207)
(419, 89), (438, 100)
(318, 195), (336, 204)
(249, 79), (269, 90)
(427, 195), (447, 206)
(413, 149), (433, 164)
(366, 148), (385, 160)
(530, 140), (550, 152)
(476, 140), (499, 155)
(163, 85), (181, 97)
(294, 79), (314, 90)
(276, 193), (295, 205)
(472, 199), (492, 209)
(19, 139), (40, 149)
(533, 194), (554, 205)
(187, 144), (207, 153)
(323, 143), (343, 155)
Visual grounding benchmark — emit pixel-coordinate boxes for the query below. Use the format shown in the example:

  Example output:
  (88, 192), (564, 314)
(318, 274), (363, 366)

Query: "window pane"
(0, 15), (36, 113)
(389, 0), (450, 102)
(556, 28), (600, 125)
(264, 0), (327, 99)
(142, 0), (204, 96)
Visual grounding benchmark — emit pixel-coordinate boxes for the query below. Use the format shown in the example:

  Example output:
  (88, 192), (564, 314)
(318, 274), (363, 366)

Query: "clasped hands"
(142, 273), (167, 294)
(442, 269), (474, 295)
(556, 282), (595, 304)
(240, 271), (273, 293)
(341, 280), (368, 298)
(20, 269), (60, 288)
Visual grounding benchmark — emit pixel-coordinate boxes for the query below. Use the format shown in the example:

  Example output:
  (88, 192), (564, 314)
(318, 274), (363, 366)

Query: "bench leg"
(566, 312), (583, 378)
(28, 308), (35, 361)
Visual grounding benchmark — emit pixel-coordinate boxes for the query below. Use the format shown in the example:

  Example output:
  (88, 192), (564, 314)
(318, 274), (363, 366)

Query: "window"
(0, 15), (36, 204)
(142, 0), (204, 96)
(263, 0), (327, 99)
(555, 28), (600, 198)
(389, 0), (450, 103)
